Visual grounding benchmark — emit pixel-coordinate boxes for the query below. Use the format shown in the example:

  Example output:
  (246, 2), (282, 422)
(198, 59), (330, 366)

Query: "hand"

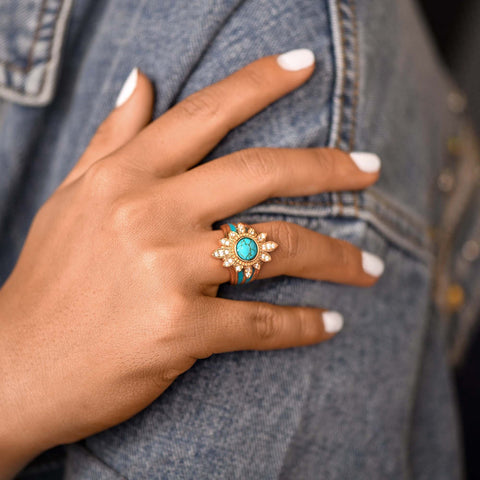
(0, 49), (383, 477)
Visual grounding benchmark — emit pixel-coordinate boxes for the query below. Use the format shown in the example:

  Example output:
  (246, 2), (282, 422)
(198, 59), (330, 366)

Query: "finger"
(175, 148), (381, 224)
(193, 297), (343, 357)
(197, 221), (385, 286)
(121, 49), (316, 176)
(61, 68), (154, 187)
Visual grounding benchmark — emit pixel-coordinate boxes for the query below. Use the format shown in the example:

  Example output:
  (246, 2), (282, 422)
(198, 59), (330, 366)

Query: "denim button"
(437, 169), (455, 193)
(447, 283), (465, 313)
(462, 240), (480, 262)
(447, 91), (467, 114)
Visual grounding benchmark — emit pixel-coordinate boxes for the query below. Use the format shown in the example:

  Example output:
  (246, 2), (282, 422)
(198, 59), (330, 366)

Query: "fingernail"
(350, 152), (381, 173)
(322, 311), (344, 334)
(362, 251), (385, 277)
(277, 48), (315, 71)
(115, 68), (138, 107)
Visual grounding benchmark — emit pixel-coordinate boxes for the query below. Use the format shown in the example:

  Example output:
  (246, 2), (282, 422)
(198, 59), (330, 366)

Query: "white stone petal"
(245, 266), (253, 278)
(261, 253), (271, 262)
(237, 223), (246, 233)
(254, 263), (261, 270)
(257, 233), (267, 241)
(248, 227), (255, 235)
(223, 257), (234, 267)
(262, 241), (278, 252)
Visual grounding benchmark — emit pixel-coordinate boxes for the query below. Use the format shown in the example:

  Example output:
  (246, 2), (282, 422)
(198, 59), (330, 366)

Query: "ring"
(212, 222), (278, 285)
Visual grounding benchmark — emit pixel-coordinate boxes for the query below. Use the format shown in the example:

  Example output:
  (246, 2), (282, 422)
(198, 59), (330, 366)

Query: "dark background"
(418, 1), (480, 479)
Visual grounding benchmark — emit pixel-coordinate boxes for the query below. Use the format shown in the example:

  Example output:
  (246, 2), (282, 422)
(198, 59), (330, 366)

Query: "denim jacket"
(1, 0), (475, 478)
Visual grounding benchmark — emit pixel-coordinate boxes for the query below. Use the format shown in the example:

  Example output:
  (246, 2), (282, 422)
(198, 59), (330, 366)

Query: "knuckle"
(271, 221), (300, 258)
(242, 65), (268, 90)
(331, 240), (352, 268)
(83, 161), (118, 194)
(313, 148), (337, 176)
(296, 309), (321, 342)
(178, 90), (222, 121)
(235, 148), (277, 184)
(252, 303), (278, 341)
(110, 195), (142, 231)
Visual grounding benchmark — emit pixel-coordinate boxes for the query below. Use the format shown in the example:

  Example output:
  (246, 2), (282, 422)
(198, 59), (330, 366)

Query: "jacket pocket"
(0, 0), (74, 106)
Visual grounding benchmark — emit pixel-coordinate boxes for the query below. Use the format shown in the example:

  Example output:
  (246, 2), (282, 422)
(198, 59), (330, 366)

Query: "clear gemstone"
(235, 265), (243, 272)
(228, 231), (238, 240)
(220, 238), (230, 246)
(254, 263), (261, 270)
(262, 242), (278, 252)
(258, 233), (267, 241)
(261, 253), (271, 262)
(248, 228), (255, 234)
(245, 266), (253, 278)
(223, 257), (234, 267)
(237, 223), (245, 233)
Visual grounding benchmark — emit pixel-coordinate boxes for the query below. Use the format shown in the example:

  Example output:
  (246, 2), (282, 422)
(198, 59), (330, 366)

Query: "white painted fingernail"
(322, 311), (344, 334)
(115, 68), (138, 107)
(350, 152), (381, 173)
(277, 49), (315, 71)
(362, 251), (385, 277)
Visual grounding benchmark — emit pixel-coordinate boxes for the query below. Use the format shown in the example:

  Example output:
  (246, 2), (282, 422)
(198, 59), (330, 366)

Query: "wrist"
(0, 388), (46, 480)
(0, 288), (50, 479)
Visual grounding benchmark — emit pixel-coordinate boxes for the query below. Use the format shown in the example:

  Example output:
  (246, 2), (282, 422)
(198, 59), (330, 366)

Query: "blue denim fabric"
(0, 0), (472, 478)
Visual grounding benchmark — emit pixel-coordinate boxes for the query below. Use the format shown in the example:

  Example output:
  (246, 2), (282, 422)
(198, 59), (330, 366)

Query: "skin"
(0, 54), (381, 478)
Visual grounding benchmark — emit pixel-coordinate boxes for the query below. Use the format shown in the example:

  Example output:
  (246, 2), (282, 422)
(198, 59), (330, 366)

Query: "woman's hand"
(0, 49), (383, 477)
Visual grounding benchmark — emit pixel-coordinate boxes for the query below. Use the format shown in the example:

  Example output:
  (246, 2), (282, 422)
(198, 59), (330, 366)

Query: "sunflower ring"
(211, 223), (279, 285)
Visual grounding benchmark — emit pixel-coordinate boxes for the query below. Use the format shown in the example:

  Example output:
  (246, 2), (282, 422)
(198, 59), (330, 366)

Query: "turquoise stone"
(236, 237), (258, 261)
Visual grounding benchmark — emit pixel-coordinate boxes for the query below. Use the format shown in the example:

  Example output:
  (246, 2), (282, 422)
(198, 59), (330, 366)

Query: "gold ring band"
(212, 222), (278, 285)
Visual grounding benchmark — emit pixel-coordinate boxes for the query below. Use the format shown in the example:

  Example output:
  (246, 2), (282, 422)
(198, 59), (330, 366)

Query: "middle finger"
(173, 147), (381, 225)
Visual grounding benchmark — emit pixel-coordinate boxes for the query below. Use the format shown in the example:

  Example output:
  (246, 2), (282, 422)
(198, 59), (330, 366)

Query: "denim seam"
(0, 0), (73, 105)
(0, 0), (49, 73)
(348, 0), (360, 152)
(327, 0), (363, 222)
(325, 0), (432, 261)
(233, 202), (432, 264)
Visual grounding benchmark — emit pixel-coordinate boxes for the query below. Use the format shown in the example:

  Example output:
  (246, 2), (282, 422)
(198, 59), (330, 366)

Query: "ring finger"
(196, 221), (385, 287)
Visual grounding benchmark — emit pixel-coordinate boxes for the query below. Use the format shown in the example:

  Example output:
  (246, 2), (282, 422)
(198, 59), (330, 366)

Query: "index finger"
(121, 49), (315, 176)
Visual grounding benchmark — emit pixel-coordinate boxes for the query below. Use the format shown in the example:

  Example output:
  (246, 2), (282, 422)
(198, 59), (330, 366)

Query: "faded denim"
(1, 0), (476, 479)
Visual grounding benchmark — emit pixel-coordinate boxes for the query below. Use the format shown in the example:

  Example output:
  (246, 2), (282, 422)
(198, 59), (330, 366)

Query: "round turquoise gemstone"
(235, 237), (258, 261)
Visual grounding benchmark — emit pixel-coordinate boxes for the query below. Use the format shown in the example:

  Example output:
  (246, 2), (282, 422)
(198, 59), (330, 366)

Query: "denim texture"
(0, 0), (471, 478)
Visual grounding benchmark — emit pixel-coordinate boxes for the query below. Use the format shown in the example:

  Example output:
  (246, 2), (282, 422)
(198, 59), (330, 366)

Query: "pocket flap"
(0, 0), (74, 106)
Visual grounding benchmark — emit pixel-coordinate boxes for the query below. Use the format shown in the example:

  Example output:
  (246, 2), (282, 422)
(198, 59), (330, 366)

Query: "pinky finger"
(200, 297), (344, 356)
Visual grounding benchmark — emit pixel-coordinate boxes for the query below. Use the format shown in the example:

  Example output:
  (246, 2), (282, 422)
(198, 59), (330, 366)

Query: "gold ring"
(212, 222), (278, 285)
